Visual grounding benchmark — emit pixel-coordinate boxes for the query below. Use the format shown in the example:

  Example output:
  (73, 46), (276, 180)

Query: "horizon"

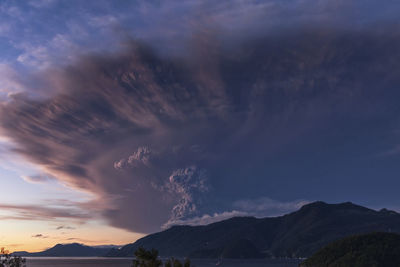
(1, 0), (400, 253)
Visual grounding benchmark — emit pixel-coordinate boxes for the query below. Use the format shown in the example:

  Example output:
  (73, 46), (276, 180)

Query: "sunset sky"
(1, 0), (400, 252)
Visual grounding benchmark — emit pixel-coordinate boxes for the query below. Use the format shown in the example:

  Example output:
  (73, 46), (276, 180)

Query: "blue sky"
(1, 0), (400, 251)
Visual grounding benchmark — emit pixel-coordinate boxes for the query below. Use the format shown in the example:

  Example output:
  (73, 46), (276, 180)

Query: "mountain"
(300, 232), (400, 267)
(107, 201), (400, 258)
(13, 243), (117, 257)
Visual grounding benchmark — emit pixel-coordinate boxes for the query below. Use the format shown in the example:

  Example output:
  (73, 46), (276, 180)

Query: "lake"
(26, 257), (302, 267)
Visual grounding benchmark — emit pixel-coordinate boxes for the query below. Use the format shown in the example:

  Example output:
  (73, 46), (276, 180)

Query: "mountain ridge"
(12, 201), (400, 258)
(13, 243), (120, 257)
(107, 201), (400, 258)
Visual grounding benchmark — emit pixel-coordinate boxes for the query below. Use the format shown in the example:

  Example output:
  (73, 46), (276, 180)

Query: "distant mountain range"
(13, 243), (119, 257)
(107, 201), (400, 258)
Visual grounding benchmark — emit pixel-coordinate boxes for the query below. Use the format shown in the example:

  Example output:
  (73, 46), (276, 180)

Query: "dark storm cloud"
(2, 1), (400, 233)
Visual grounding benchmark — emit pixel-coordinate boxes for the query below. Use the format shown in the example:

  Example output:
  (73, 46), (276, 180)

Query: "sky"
(1, 0), (400, 252)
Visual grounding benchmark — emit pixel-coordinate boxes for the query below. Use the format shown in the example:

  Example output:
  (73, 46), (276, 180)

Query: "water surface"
(26, 257), (302, 267)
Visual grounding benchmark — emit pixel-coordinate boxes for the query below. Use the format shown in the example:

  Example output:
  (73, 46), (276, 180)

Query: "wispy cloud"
(31, 234), (48, 238)
(28, 0), (55, 9)
(0, 203), (92, 222)
(65, 237), (109, 244)
(232, 197), (310, 217)
(56, 225), (76, 230)
(164, 197), (310, 228)
(0, 64), (25, 99)
(162, 210), (248, 229)
(21, 173), (55, 184)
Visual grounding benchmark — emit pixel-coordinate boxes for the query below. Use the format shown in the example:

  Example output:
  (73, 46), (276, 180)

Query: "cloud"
(1, 1), (400, 234)
(0, 203), (92, 222)
(3, 0), (396, 72)
(0, 23), (10, 36)
(163, 197), (310, 228)
(56, 225), (76, 230)
(233, 197), (310, 217)
(28, 0), (55, 8)
(65, 237), (109, 244)
(88, 15), (118, 28)
(162, 210), (247, 229)
(21, 173), (55, 184)
(0, 40), (225, 232)
(31, 234), (48, 238)
(0, 64), (25, 100)
(16, 45), (51, 68)
(164, 166), (209, 222)
(114, 146), (153, 169)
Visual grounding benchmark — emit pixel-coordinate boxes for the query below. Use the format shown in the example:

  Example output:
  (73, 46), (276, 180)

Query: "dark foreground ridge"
(107, 201), (400, 258)
(300, 232), (400, 267)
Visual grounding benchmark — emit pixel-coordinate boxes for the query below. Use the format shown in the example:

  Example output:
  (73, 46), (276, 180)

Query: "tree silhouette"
(164, 257), (191, 267)
(132, 247), (162, 267)
(0, 248), (26, 267)
(132, 247), (192, 267)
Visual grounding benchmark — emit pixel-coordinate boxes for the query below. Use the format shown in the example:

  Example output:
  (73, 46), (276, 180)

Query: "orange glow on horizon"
(0, 219), (144, 253)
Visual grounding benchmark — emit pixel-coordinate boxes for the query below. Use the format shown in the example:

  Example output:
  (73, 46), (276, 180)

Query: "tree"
(132, 247), (162, 267)
(132, 247), (192, 267)
(300, 232), (400, 267)
(0, 248), (26, 267)
(164, 257), (191, 267)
